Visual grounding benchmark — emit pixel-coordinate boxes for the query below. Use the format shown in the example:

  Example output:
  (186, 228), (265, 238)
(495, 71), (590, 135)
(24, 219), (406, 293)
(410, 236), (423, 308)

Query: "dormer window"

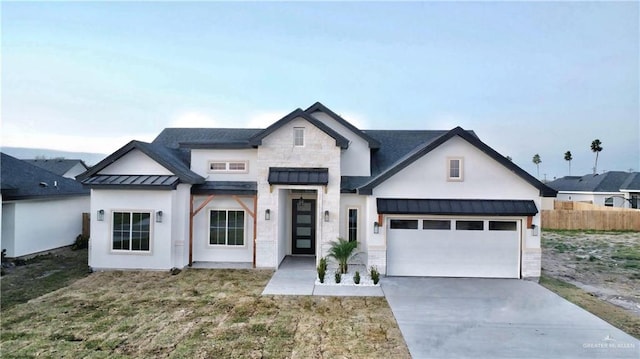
(447, 157), (463, 181)
(294, 127), (305, 147)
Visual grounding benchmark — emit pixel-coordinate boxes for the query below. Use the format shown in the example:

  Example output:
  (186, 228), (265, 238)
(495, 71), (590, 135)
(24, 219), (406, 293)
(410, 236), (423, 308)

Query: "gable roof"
(24, 159), (88, 176)
(248, 108), (349, 149)
(547, 171), (639, 193)
(358, 126), (556, 197)
(305, 102), (380, 149)
(1, 153), (89, 200)
(76, 140), (205, 184)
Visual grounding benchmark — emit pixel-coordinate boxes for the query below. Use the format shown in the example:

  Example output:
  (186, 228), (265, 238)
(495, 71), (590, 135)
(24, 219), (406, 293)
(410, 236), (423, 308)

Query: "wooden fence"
(542, 201), (640, 231)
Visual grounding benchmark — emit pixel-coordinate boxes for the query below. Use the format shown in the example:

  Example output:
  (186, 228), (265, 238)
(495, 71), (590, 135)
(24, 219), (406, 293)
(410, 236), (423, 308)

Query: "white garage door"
(387, 218), (521, 278)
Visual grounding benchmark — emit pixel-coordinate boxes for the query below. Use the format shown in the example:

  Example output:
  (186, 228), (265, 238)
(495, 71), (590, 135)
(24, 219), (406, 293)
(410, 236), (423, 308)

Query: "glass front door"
(292, 198), (316, 255)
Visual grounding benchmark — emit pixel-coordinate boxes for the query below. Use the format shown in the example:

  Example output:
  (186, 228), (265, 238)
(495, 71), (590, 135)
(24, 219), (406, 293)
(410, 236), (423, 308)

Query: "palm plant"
(328, 238), (358, 274)
(591, 139), (603, 174)
(564, 151), (572, 175)
(532, 154), (541, 178)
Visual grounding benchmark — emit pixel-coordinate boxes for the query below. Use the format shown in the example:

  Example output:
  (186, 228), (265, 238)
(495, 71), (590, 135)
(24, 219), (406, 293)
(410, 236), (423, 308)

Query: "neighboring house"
(77, 102), (556, 278)
(25, 158), (90, 179)
(547, 172), (640, 209)
(1, 153), (90, 257)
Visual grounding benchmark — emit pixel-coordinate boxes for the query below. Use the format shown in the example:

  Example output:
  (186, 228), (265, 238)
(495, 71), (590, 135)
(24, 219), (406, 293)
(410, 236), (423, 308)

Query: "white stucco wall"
(65, 163), (89, 179)
(368, 135), (543, 278)
(254, 116), (342, 268)
(191, 195), (255, 263)
(190, 149), (258, 180)
(1, 196), (89, 257)
(89, 189), (176, 270)
(98, 149), (173, 175)
(556, 191), (626, 207)
(308, 111), (371, 176)
(172, 184), (192, 268)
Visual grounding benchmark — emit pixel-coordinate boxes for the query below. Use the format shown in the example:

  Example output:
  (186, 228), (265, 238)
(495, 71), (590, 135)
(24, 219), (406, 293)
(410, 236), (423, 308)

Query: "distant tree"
(590, 139), (603, 174)
(506, 156), (513, 162)
(532, 154), (541, 178)
(564, 151), (572, 175)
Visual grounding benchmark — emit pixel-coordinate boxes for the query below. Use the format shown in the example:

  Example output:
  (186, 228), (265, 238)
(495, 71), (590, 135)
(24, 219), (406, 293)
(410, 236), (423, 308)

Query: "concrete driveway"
(382, 277), (639, 359)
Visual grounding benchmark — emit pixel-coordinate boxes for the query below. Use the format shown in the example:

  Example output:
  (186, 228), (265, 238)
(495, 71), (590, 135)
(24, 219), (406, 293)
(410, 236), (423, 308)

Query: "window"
(423, 220), (451, 230)
(448, 158), (463, 181)
(348, 209), (358, 242)
(208, 161), (247, 173)
(210, 210), (245, 246)
(456, 220), (484, 231)
(632, 194), (639, 209)
(294, 127), (305, 147)
(489, 221), (517, 231)
(112, 211), (151, 252)
(604, 197), (614, 207)
(390, 220), (419, 229)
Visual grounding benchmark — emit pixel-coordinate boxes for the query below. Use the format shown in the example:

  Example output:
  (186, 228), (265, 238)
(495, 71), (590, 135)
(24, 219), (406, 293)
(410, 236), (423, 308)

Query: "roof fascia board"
(248, 109), (349, 149)
(557, 190), (622, 195)
(358, 127), (557, 197)
(304, 102), (381, 149)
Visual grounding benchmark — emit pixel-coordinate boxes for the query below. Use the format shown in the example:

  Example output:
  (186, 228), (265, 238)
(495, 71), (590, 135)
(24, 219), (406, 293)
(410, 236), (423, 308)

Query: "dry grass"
(1, 268), (409, 358)
(540, 275), (640, 339)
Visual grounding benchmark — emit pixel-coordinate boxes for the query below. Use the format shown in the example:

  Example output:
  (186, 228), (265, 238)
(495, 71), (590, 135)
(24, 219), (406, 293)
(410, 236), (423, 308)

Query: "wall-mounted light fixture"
(156, 210), (163, 223)
(324, 210), (330, 222)
(373, 221), (380, 234)
(265, 209), (271, 221)
(531, 224), (539, 236)
(97, 209), (105, 221)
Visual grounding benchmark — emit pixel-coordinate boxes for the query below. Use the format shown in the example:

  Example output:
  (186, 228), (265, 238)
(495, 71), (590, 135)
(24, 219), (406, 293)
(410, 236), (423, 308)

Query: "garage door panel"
(387, 218), (520, 278)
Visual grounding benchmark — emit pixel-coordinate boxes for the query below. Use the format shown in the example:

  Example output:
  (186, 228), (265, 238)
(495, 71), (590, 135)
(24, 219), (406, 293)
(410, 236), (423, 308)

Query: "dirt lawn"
(541, 230), (640, 318)
(1, 266), (409, 358)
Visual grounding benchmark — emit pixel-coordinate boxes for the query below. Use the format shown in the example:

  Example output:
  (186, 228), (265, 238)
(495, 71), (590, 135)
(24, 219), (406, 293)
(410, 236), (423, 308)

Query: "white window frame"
(346, 207), (359, 242)
(294, 127), (305, 147)
(111, 210), (153, 253)
(208, 161), (248, 173)
(447, 157), (464, 181)
(208, 209), (247, 247)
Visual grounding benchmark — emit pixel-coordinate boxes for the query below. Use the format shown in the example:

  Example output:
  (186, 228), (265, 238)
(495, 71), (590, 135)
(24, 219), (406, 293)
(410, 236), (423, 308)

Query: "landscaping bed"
(1, 268), (409, 358)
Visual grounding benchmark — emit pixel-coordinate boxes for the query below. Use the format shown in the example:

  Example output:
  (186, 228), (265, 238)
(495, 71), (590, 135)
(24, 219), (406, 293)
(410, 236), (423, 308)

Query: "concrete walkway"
(382, 277), (639, 359)
(261, 256), (383, 296)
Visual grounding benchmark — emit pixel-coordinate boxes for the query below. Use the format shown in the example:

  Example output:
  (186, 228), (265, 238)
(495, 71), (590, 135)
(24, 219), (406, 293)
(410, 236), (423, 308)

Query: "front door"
(292, 198), (316, 255)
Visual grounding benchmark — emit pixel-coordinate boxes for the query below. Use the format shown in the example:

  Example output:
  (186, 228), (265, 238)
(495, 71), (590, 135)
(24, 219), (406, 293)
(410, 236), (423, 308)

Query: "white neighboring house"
(25, 158), (90, 179)
(1, 153), (90, 257)
(77, 102), (557, 279)
(547, 172), (640, 209)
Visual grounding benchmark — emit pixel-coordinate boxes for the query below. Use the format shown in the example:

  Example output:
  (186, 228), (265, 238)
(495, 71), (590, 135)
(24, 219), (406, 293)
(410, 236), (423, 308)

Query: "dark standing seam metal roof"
(305, 102), (381, 149)
(359, 127), (557, 197)
(191, 181), (257, 195)
(377, 198), (539, 216)
(24, 159), (88, 176)
(80, 175), (180, 189)
(1, 153), (89, 200)
(77, 140), (205, 186)
(248, 109), (349, 149)
(268, 168), (329, 185)
(547, 171), (640, 192)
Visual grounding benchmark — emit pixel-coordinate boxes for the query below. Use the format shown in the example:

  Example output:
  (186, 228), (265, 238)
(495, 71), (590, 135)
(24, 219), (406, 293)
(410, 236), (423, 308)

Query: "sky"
(1, 1), (638, 181)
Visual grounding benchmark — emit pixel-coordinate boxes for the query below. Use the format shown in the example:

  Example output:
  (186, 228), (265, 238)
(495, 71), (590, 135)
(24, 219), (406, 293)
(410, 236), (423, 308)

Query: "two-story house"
(78, 102), (556, 278)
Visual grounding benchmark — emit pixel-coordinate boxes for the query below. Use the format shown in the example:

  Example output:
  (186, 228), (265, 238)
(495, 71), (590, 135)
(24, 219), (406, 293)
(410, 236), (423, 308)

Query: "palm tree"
(328, 238), (358, 274)
(532, 154), (541, 178)
(591, 139), (603, 174)
(564, 151), (572, 175)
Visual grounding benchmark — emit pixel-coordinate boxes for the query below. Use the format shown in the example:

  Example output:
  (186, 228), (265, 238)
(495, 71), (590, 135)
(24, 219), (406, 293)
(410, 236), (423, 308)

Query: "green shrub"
(370, 266), (380, 285)
(328, 238), (358, 274)
(334, 270), (342, 284)
(317, 257), (327, 283)
(353, 271), (361, 284)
